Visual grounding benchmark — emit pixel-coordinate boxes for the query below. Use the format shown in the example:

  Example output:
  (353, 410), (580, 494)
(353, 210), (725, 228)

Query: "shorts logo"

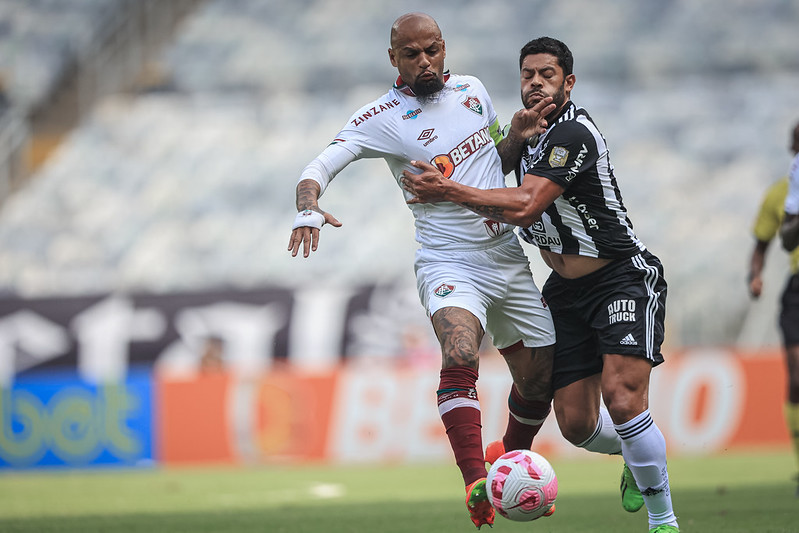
(548, 146), (569, 167)
(434, 283), (455, 297)
(608, 299), (636, 324)
(619, 333), (637, 346)
(484, 219), (502, 237)
(462, 96), (483, 115)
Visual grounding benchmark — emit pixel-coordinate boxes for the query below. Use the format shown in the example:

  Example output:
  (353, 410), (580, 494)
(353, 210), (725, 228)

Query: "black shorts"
(780, 273), (799, 346)
(542, 250), (668, 391)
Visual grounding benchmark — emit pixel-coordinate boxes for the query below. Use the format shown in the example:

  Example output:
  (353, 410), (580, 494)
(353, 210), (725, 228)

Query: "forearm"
(496, 129), (528, 175)
(442, 180), (537, 226)
(296, 179), (321, 211)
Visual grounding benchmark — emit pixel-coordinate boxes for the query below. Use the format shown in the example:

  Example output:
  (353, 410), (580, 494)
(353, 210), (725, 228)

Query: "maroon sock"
(437, 366), (486, 486)
(502, 384), (551, 452)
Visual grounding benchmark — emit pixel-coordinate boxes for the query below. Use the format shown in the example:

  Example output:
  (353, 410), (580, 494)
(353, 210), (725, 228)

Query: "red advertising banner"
(156, 348), (790, 465)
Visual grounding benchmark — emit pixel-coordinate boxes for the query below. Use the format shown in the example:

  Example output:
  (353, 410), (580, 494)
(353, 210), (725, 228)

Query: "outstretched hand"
(401, 160), (451, 204)
(508, 96), (556, 141)
(287, 210), (342, 258)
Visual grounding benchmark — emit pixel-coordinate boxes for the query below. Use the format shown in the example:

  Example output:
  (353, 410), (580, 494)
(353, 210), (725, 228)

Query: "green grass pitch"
(0, 450), (796, 532)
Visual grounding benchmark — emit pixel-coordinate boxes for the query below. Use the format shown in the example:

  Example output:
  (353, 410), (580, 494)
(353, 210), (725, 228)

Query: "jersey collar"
(394, 71), (451, 97)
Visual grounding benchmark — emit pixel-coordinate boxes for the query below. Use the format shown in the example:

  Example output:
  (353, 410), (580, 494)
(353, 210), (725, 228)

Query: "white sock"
(615, 410), (678, 528)
(577, 406), (622, 455)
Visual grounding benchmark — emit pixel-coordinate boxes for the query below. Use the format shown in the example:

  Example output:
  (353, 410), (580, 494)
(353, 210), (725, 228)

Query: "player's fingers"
(324, 213), (342, 227)
(310, 228), (321, 253)
(531, 95), (553, 113)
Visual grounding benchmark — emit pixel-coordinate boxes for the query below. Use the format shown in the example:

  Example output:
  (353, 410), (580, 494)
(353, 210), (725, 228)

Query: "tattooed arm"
(288, 145), (356, 257)
(401, 159), (564, 228)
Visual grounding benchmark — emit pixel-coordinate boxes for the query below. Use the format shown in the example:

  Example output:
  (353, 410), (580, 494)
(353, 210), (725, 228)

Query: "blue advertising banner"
(0, 368), (154, 468)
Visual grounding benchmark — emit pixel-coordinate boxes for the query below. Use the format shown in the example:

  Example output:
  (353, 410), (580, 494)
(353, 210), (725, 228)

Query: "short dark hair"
(519, 37), (573, 76)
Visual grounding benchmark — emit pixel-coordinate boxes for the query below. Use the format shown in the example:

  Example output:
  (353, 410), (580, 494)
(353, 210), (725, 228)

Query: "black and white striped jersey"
(516, 101), (646, 259)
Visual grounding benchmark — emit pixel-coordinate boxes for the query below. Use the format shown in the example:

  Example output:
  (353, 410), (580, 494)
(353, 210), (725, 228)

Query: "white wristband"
(292, 209), (325, 230)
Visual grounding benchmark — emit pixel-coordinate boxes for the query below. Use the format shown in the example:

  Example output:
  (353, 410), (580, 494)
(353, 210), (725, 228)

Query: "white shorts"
(414, 232), (555, 351)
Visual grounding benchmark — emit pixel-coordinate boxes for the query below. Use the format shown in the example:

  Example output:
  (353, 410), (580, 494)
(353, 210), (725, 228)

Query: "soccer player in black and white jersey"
(289, 14), (559, 529)
(402, 37), (679, 533)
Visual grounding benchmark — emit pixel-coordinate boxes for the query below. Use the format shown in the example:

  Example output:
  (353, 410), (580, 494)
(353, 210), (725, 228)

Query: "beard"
(523, 82), (567, 121)
(411, 75), (445, 97)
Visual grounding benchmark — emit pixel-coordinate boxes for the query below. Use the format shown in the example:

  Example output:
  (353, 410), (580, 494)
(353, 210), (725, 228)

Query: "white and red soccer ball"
(486, 449), (558, 521)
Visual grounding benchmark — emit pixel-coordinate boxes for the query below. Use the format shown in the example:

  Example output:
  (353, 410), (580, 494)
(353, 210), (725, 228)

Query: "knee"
(554, 406), (596, 446)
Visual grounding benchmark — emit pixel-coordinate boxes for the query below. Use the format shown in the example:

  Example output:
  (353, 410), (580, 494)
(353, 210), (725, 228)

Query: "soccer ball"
(486, 449), (558, 521)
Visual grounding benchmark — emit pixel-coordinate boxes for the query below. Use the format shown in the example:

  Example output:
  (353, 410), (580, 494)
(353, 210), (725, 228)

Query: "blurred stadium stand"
(0, 0), (798, 349)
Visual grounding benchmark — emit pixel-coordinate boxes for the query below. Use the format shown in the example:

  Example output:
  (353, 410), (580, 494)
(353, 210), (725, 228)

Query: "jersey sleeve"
(329, 99), (401, 161)
(752, 180), (785, 242)
(526, 121), (598, 188)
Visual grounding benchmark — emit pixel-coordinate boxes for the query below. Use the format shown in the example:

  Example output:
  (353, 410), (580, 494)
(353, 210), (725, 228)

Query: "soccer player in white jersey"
(402, 37), (679, 533)
(287, 13), (557, 529)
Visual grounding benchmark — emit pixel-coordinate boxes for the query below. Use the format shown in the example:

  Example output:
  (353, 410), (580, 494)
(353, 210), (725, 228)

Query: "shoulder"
(345, 90), (407, 129)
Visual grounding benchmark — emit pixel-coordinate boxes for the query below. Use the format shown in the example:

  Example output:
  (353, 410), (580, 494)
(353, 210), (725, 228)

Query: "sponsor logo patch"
(462, 96), (483, 115)
(453, 83), (471, 92)
(434, 283), (455, 297)
(608, 299), (637, 324)
(548, 146), (569, 167)
(403, 108), (422, 120)
(484, 219), (502, 237)
(431, 127), (492, 178)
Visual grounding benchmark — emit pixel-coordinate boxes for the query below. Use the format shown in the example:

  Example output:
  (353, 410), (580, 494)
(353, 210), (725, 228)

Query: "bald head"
(387, 13), (446, 97)
(390, 12), (442, 49)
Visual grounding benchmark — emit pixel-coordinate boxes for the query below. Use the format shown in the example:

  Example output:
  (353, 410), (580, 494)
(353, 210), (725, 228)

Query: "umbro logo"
(418, 128), (438, 146)
(620, 334), (637, 346)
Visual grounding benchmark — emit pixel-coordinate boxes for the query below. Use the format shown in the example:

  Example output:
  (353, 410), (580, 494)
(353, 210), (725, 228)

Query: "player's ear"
(388, 48), (398, 67)
(564, 73), (576, 94)
(441, 40), (446, 59)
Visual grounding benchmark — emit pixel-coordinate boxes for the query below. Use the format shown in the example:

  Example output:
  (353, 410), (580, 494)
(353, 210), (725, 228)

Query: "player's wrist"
(293, 209), (325, 230)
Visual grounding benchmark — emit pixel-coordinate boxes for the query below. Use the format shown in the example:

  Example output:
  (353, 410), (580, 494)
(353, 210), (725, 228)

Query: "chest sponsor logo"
(608, 299), (637, 324)
(569, 196), (600, 230)
(350, 98), (401, 127)
(530, 221), (562, 247)
(453, 83), (471, 92)
(565, 143), (589, 182)
(403, 108), (422, 120)
(462, 96), (483, 116)
(548, 146), (569, 168)
(484, 219), (503, 237)
(431, 126), (492, 178)
(434, 283), (455, 297)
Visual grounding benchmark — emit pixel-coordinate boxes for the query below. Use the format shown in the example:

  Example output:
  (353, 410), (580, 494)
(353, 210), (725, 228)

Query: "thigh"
(485, 240), (556, 350)
(431, 306), (484, 369)
(543, 274), (603, 390)
(553, 373), (602, 439)
(600, 353), (652, 423)
(502, 344), (555, 402)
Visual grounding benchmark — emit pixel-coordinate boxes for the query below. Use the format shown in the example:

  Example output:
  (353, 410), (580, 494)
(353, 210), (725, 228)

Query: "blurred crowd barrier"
(0, 346), (787, 469)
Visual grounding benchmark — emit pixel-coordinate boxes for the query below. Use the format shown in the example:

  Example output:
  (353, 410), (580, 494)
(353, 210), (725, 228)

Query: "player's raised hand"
(401, 159), (451, 204)
(288, 209), (342, 258)
(508, 96), (556, 141)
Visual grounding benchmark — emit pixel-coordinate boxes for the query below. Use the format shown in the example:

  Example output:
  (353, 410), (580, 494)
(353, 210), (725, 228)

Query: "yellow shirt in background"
(753, 177), (799, 274)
